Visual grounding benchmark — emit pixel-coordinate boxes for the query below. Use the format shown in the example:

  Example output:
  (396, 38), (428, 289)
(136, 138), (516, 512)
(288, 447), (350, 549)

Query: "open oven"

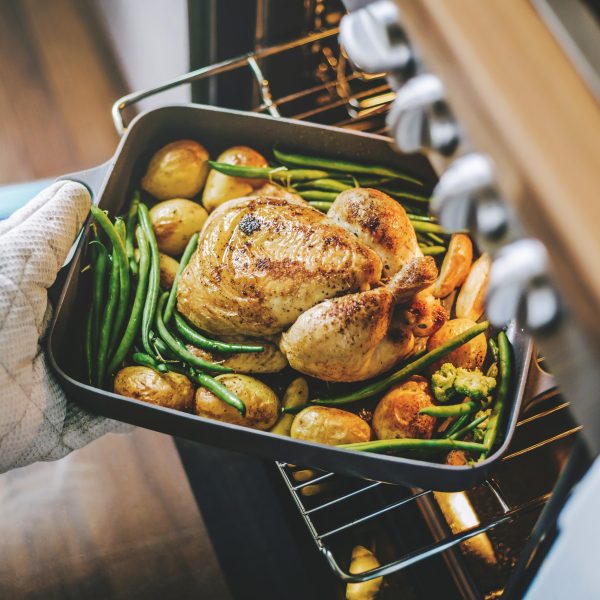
(88, 1), (599, 598)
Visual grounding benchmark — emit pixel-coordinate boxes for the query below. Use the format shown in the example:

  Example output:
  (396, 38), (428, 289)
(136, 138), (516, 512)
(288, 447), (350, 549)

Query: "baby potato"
(202, 146), (268, 212)
(456, 253), (491, 322)
(195, 374), (280, 431)
(142, 139), (209, 200)
(136, 249), (180, 289)
(427, 318), (487, 371)
(372, 376), (436, 440)
(114, 366), (194, 411)
(433, 233), (473, 298)
(291, 406), (372, 446)
(271, 378), (309, 436)
(346, 545), (383, 600)
(149, 198), (208, 256)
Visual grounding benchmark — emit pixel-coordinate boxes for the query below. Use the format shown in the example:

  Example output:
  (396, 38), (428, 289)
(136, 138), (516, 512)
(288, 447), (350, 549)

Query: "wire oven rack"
(112, 27), (582, 597)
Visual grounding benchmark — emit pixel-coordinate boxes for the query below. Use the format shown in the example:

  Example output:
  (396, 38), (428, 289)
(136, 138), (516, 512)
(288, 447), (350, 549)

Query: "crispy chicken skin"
(177, 195), (383, 336)
(327, 188), (422, 278)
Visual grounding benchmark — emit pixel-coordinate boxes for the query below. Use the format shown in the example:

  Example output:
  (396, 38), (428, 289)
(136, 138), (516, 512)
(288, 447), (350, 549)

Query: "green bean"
(409, 219), (446, 235)
(89, 230), (108, 373)
(298, 190), (338, 203)
(132, 352), (168, 373)
(150, 333), (178, 361)
(273, 148), (424, 187)
(208, 161), (329, 183)
(427, 232), (445, 245)
(482, 332), (513, 454)
(91, 207), (131, 358)
(444, 413), (470, 438)
(173, 311), (263, 354)
(188, 369), (246, 415)
(309, 321), (489, 407)
(155, 292), (232, 373)
(107, 227), (151, 377)
(308, 201), (334, 213)
(126, 190), (140, 275)
(296, 179), (351, 193)
(341, 438), (486, 454)
(420, 402), (479, 417)
(138, 203), (161, 356)
(96, 247), (120, 386)
(448, 413), (490, 441)
(115, 218), (126, 243)
(378, 188), (431, 204)
(84, 306), (94, 384)
(405, 214), (435, 222)
(420, 245), (447, 256)
(163, 232), (198, 325)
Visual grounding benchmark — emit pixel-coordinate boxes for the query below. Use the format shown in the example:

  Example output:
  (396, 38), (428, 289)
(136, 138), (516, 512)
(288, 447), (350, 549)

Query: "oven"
(102, 1), (600, 598)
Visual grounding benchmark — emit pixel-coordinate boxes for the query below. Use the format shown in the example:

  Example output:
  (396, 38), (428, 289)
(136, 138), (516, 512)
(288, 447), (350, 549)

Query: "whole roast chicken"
(177, 187), (447, 382)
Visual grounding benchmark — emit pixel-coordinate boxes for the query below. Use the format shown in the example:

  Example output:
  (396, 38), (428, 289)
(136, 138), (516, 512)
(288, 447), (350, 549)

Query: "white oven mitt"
(0, 180), (130, 473)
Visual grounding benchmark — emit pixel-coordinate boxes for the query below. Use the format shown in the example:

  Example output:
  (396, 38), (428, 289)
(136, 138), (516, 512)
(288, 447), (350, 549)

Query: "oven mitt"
(0, 180), (130, 473)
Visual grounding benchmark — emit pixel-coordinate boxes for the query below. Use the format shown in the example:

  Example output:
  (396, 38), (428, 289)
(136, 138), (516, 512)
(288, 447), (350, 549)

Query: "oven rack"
(276, 380), (576, 585)
(112, 28), (395, 135)
(111, 27), (579, 595)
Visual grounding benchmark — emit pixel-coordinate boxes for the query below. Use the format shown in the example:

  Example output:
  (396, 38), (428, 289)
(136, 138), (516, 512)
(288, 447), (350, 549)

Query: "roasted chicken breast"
(177, 195), (383, 336)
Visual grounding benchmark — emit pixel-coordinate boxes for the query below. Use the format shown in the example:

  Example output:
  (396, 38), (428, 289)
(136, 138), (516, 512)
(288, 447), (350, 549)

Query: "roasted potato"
(195, 374), (280, 430)
(290, 406), (372, 446)
(433, 233), (473, 298)
(346, 546), (383, 600)
(114, 366), (194, 411)
(149, 198), (208, 256)
(427, 318), (487, 371)
(142, 140), (209, 200)
(372, 376), (436, 440)
(456, 253), (491, 322)
(202, 146), (268, 212)
(271, 377), (309, 436)
(186, 337), (287, 374)
(404, 285), (448, 337)
(135, 249), (179, 289)
(446, 450), (468, 466)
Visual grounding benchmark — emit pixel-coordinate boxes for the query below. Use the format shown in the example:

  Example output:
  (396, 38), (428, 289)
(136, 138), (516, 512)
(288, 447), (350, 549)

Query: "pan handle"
(59, 160), (112, 205)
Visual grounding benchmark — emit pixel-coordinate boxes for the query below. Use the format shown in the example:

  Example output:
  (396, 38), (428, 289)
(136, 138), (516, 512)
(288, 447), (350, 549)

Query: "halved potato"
(427, 318), (487, 371)
(372, 376), (436, 440)
(142, 139), (209, 200)
(149, 198), (208, 256)
(291, 406), (371, 446)
(433, 233), (473, 298)
(195, 374), (280, 431)
(202, 146), (268, 212)
(137, 249), (180, 289)
(455, 253), (491, 321)
(114, 366), (194, 411)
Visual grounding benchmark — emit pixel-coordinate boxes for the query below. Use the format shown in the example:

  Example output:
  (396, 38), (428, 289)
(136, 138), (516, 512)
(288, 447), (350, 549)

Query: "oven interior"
(170, 2), (589, 598)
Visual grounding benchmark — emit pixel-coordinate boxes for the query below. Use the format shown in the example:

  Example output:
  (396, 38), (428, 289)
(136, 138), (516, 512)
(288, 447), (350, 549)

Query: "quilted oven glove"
(0, 181), (130, 473)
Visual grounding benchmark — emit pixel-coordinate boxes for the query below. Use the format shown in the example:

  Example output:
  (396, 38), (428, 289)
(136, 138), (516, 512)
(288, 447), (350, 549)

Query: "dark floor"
(0, 1), (230, 598)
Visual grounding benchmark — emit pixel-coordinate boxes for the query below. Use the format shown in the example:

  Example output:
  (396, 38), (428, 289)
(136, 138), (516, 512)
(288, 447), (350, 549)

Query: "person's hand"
(0, 181), (129, 473)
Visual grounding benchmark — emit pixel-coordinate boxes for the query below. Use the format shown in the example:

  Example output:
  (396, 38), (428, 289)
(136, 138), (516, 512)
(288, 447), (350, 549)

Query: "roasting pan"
(47, 104), (532, 491)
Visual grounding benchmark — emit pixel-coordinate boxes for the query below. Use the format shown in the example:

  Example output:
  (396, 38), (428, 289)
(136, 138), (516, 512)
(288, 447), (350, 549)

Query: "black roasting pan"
(47, 104), (533, 491)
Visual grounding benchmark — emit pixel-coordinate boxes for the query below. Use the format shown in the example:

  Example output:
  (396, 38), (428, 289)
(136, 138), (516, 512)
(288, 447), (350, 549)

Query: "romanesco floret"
(473, 409), (492, 443)
(454, 369), (497, 402)
(431, 362), (458, 403)
(431, 363), (497, 404)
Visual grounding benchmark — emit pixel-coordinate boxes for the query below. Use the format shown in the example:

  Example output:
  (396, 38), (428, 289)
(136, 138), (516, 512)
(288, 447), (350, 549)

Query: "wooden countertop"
(395, 0), (600, 338)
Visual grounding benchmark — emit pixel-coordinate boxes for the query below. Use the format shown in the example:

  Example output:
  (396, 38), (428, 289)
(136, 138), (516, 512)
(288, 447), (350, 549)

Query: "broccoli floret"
(431, 363), (497, 404)
(431, 362), (458, 403)
(454, 369), (497, 402)
(473, 409), (492, 443)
